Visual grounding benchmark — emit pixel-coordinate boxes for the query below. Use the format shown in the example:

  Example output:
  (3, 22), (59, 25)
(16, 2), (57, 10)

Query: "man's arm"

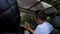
(25, 24), (34, 34)
(28, 28), (34, 34)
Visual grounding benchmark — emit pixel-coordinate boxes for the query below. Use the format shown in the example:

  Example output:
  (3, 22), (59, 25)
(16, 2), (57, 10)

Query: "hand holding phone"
(25, 23), (31, 30)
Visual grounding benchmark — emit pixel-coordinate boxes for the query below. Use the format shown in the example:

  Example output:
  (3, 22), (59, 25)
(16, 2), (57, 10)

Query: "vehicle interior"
(0, 0), (60, 34)
(18, 0), (60, 34)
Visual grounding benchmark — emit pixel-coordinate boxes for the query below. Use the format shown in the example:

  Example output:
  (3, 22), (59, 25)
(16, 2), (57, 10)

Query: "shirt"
(34, 21), (54, 34)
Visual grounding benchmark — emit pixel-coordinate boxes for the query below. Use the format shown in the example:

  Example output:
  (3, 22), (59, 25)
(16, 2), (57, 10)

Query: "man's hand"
(25, 23), (34, 34)
(25, 23), (31, 30)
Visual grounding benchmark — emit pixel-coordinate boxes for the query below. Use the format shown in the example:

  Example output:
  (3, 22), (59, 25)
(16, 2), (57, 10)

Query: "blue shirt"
(34, 22), (54, 34)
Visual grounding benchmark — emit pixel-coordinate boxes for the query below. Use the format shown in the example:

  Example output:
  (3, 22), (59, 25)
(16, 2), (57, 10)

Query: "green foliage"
(42, 0), (60, 22)
(21, 11), (36, 28)
(43, 0), (60, 11)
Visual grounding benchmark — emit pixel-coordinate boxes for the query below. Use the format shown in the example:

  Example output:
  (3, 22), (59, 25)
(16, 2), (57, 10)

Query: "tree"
(43, 0), (60, 11)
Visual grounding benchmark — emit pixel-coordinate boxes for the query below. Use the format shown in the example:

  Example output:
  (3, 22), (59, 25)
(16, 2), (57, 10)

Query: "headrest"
(52, 16), (60, 29)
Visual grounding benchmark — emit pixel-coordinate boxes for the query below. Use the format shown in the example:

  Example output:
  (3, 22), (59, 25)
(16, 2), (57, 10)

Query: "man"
(25, 10), (54, 34)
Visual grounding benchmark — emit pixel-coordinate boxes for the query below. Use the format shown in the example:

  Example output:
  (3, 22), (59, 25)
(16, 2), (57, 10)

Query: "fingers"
(25, 23), (29, 28)
(25, 23), (30, 28)
(25, 23), (31, 30)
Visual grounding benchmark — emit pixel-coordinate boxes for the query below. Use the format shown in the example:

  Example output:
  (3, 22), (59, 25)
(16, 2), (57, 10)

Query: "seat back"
(52, 16), (60, 29)
(50, 16), (60, 34)
(50, 29), (60, 34)
(0, 0), (20, 32)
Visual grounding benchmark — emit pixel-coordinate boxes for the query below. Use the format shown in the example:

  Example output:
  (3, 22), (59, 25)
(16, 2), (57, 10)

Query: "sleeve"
(34, 25), (50, 34)
(34, 27), (41, 34)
